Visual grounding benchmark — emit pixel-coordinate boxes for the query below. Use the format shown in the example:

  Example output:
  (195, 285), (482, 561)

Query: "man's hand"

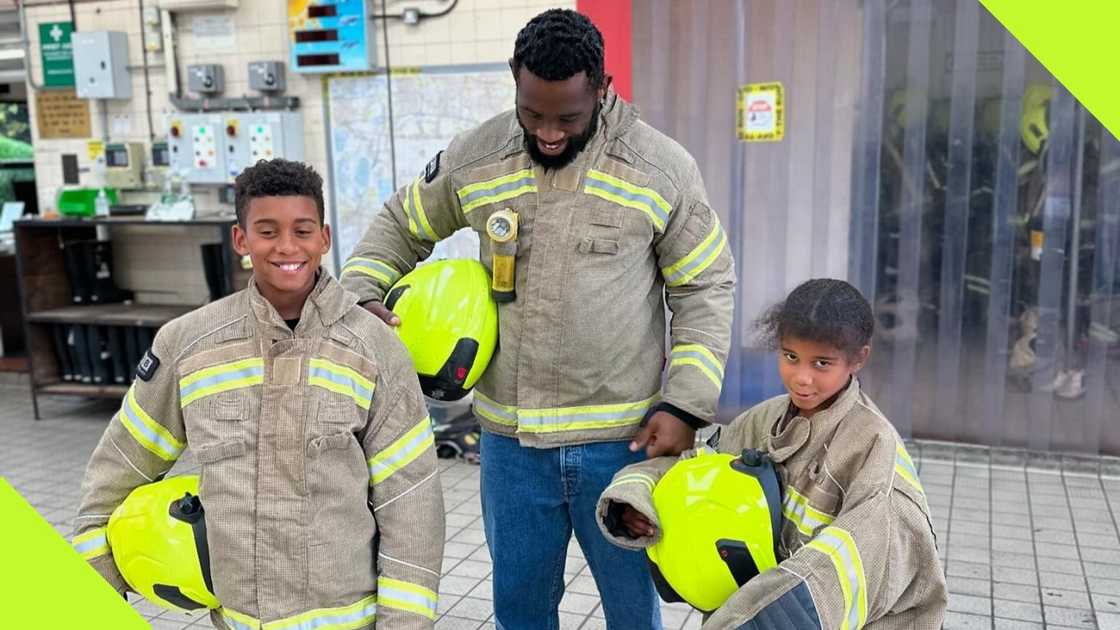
(362, 301), (400, 326)
(620, 504), (657, 538)
(630, 410), (695, 458)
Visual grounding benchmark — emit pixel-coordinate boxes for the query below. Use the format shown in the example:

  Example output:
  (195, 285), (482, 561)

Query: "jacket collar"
(502, 87), (639, 160)
(766, 377), (862, 463)
(247, 270), (354, 335)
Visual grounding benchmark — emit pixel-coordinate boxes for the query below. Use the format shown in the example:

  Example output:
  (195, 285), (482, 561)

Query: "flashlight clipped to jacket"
(485, 209), (518, 303)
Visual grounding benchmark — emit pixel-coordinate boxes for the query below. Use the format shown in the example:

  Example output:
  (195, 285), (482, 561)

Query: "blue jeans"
(480, 431), (663, 630)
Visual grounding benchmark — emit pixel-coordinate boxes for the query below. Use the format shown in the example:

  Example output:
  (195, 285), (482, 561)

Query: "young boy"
(73, 159), (444, 630)
(597, 279), (947, 629)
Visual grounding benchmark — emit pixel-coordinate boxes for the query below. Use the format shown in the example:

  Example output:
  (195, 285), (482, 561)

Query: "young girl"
(596, 279), (947, 629)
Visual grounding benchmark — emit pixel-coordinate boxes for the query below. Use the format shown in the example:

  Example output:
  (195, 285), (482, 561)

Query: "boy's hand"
(361, 300), (400, 326)
(621, 505), (657, 538)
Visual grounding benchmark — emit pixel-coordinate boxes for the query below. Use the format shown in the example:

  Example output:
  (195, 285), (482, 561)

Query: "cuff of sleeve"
(90, 554), (130, 596)
(596, 485), (661, 551)
(654, 401), (709, 430)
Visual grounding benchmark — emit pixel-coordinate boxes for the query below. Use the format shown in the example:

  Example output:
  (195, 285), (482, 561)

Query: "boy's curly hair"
(234, 159), (325, 226)
(755, 279), (874, 360)
(512, 9), (605, 91)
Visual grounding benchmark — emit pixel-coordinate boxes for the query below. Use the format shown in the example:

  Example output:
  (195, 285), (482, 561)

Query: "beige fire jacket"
(73, 272), (444, 630)
(597, 378), (947, 629)
(339, 90), (735, 448)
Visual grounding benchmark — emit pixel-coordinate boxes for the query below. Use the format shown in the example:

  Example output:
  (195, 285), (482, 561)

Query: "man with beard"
(341, 9), (733, 629)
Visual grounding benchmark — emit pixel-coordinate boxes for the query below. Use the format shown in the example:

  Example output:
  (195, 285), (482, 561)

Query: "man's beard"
(521, 102), (601, 170)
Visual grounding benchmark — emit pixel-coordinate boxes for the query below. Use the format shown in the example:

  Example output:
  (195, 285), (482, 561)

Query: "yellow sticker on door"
(738, 82), (785, 142)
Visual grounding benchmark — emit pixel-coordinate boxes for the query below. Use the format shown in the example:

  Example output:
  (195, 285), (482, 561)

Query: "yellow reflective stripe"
(456, 169), (537, 214)
(179, 357), (264, 407)
(607, 472), (655, 494)
(516, 395), (658, 433)
(377, 577), (437, 620)
(72, 527), (109, 560)
(405, 178), (437, 241)
(583, 169), (672, 231)
(120, 385), (184, 462)
(806, 527), (867, 630)
(670, 344), (724, 389)
(472, 391), (518, 427)
(894, 442), (924, 495)
(661, 221), (727, 287)
(367, 417), (434, 485)
(221, 593), (378, 630)
(341, 257), (401, 286)
(781, 486), (835, 537)
(309, 358), (375, 410)
(473, 393), (659, 433)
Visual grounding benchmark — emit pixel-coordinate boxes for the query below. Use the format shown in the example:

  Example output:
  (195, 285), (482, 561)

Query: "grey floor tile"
(995, 619), (1042, 630)
(1041, 587), (1091, 609)
(1091, 575), (1120, 596)
(993, 598), (1043, 623)
(942, 611), (991, 630)
(1043, 605), (1097, 629)
(1099, 611), (1120, 630)
(993, 582), (1040, 604)
(948, 561), (992, 581)
(948, 576), (991, 598)
(1093, 591), (1120, 615)
(435, 616), (483, 630)
(948, 593), (991, 616)
(993, 565), (1038, 585)
(558, 592), (599, 615)
(1041, 571), (1089, 591)
(445, 597), (493, 622)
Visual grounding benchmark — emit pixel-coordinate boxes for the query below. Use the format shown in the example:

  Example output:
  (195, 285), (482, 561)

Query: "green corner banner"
(980, 0), (1120, 142)
(0, 478), (147, 628)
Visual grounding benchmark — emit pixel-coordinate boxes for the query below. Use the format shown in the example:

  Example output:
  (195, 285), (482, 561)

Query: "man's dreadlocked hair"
(756, 279), (874, 360)
(512, 9), (605, 91)
(234, 158), (325, 226)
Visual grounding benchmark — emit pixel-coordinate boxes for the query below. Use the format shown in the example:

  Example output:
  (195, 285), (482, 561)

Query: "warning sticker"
(737, 82), (785, 142)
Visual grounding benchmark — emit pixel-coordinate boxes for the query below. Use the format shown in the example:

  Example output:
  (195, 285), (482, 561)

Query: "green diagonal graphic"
(981, 0), (1120, 141)
(0, 478), (147, 628)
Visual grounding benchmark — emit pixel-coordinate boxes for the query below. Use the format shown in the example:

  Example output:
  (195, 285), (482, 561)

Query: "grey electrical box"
(72, 31), (131, 99)
(187, 64), (224, 95)
(248, 61), (285, 93)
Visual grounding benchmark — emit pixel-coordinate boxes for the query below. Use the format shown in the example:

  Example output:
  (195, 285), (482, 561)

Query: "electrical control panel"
(72, 31), (132, 99)
(167, 112), (303, 184)
(224, 112), (304, 180)
(167, 114), (227, 183)
(104, 142), (145, 189)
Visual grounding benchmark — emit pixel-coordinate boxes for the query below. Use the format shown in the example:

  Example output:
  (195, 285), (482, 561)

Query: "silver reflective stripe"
(309, 366), (374, 402)
(458, 176), (534, 206)
(672, 348), (723, 377)
(663, 226), (726, 285)
(378, 585), (436, 613)
(73, 532), (106, 555)
(368, 422), (434, 477)
(179, 365), (264, 400)
(517, 407), (646, 428)
(122, 402), (181, 459)
(584, 177), (670, 226)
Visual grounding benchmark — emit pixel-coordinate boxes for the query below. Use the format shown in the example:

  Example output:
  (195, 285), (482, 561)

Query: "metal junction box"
(72, 31), (131, 99)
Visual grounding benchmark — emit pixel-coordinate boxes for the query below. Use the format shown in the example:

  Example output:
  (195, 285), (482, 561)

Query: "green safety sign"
(39, 22), (74, 88)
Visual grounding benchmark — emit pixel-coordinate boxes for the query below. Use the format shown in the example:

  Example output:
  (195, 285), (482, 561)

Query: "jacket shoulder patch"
(137, 350), (160, 381)
(424, 151), (442, 183)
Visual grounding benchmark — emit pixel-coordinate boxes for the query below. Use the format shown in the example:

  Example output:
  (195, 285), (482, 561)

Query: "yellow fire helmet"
(646, 448), (782, 612)
(385, 259), (499, 401)
(1021, 82), (1054, 155)
(106, 475), (219, 612)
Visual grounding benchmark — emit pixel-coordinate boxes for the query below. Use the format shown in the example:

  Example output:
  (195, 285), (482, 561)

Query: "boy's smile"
(232, 195), (330, 320)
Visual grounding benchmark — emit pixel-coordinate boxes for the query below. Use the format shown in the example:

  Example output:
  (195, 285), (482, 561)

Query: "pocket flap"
(309, 431), (354, 456)
(193, 439), (246, 464)
(578, 237), (620, 255)
(214, 393), (246, 422)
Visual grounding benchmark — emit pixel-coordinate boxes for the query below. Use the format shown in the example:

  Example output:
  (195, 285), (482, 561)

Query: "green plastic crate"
(57, 188), (119, 217)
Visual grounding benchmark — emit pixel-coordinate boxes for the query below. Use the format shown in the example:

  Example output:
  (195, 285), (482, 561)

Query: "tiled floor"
(4, 379), (1120, 629)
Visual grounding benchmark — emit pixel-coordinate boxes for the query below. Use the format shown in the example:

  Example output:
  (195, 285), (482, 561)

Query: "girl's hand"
(621, 505), (657, 538)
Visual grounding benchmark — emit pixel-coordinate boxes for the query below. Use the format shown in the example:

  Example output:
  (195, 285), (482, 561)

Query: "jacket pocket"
(577, 237), (620, 255)
(317, 389), (362, 429)
(193, 438), (246, 464)
(308, 431), (354, 457)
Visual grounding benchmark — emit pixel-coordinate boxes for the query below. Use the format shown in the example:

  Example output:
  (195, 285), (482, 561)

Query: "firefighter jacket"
(596, 378), (947, 630)
(340, 90), (735, 448)
(73, 271), (445, 630)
